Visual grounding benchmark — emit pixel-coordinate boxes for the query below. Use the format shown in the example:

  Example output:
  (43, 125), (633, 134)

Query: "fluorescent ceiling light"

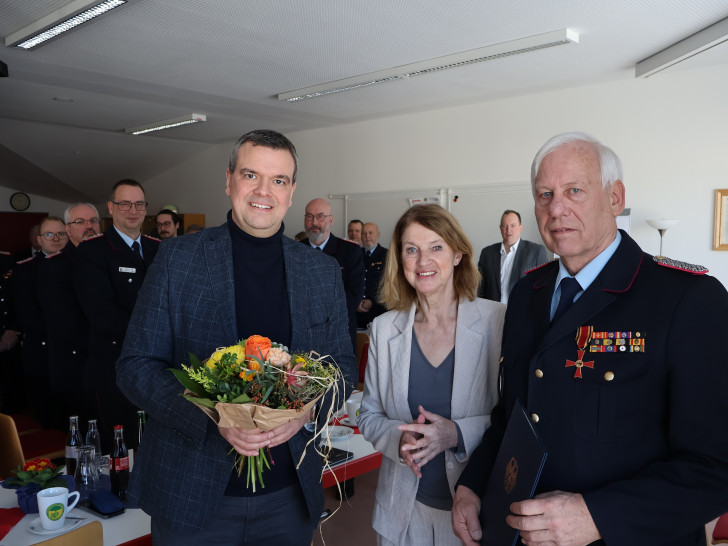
(125, 114), (207, 135)
(5, 0), (127, 50)
(636, 16), (728, 78)
(278, 28), (579, 102)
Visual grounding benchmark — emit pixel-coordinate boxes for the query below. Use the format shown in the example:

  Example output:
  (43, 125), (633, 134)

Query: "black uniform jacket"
(75, 227), (159, 391)
(0, 253), (18, 335)
(458, 231), (728, 545)
(37, 243), (89, 392)
(11, 253), (48, 377)
(357, 244), (388, 328)
(300, 234), (364, 353)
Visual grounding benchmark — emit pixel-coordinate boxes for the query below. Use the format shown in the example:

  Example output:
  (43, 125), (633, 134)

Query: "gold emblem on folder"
(504, 457), (519, 494)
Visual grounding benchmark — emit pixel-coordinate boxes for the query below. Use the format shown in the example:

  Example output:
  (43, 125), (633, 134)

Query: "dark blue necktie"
(131, 241), (142, 258)
(553, 277), (581, 322)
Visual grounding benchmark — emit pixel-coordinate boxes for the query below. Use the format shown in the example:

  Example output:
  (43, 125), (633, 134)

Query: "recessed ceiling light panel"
(125, 114), (207, 136)
(5, 0), (127, 50)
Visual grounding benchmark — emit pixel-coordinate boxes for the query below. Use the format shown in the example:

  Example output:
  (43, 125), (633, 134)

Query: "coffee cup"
(37, 487), (80, 531)
(346, 398), (361, 426)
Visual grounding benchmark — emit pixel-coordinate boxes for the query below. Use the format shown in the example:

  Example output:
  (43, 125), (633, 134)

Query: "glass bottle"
(110, 425), (129, 501)
(85, 419), (103, 465)
(136, 410), (146, 450)
(65, 415), (82, 477)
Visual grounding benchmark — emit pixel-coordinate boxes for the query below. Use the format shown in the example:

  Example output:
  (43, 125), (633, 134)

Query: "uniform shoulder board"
(342, 237), (358, 245)
(0, 250), (10, 256)
(84, 233), (105, 241)
(654, 256), (708, 275)
(524, 260), (555, 275)
(143, 234), (161, 242)
(16, 256), (35, 265)
(47, 250), (63, 259)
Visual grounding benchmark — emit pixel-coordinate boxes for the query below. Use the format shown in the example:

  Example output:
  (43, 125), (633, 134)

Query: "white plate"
(325, 425), (354, 441)
(339, 417), (358, 427)
(27, 516), (83, 536)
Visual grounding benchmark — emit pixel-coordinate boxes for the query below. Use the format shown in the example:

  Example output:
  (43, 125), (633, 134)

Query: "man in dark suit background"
(38, 203), (100, 425)
(477, 209), (547, 304)
(357, 222), (388, 329)
(117, 130), (357, 545)
(75, 180), (159, 446)
(0, 251), (24, 415)
(452, 132), (728, 545)
(300, 197), (364, 354)
(13, 215), (68, 429)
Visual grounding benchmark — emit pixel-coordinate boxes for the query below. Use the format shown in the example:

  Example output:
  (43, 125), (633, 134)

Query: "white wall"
(0, 186), (73, 216)
(144, 63), (728, 287)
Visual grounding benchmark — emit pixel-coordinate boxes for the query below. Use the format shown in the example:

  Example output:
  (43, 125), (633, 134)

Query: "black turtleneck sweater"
(224, 212), (296, 496)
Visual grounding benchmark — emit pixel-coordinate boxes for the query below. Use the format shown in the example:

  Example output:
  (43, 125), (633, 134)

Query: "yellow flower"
(225, 345), (245, 362)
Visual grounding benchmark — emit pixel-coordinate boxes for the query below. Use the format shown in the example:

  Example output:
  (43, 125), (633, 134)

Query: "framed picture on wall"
(714, 189), (728, 251)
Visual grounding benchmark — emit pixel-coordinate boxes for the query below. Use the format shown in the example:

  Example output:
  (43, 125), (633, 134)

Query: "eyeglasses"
(304, 213), (331, 222)
(67, 218), (100, 226)
(112, 201), (148, 211)
(40, 232), (68, 240)
(156, 221), (174, 229)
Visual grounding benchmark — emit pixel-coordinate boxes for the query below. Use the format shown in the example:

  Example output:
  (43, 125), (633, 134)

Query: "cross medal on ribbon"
(565, 326), (595, 378)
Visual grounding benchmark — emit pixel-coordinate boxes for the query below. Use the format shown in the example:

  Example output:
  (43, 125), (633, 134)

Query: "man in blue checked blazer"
(117, 130), (357, 545)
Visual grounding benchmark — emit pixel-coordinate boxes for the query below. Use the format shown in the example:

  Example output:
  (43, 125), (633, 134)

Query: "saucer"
(28, 516), (82, 536)
(339, 417), (358, 428)
(325, 425), (354, 441)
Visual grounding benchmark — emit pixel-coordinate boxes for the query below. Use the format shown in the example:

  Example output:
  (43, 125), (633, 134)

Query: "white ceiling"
(1, 0), (727, 203)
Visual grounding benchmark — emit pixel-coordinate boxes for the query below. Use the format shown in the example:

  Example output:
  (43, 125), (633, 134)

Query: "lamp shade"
(646, 219), (679, 230)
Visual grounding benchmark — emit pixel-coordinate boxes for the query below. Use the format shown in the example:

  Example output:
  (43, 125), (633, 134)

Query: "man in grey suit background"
(477, 209), (547, 304)
(117, 130), (357, 545)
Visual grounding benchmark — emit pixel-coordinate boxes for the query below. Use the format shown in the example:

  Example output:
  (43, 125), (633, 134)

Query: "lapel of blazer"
(537, 231), (643, 354)
(323, 234), (339, 259)
(204, 225), (237, 344)
(452, 300), (484, 420)
(388, 306), (417, 422)
(282, 237), (305, 348)
(510, 242), (527, 288)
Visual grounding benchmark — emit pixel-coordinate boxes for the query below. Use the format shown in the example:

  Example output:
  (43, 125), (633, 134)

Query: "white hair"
(530, 132), (623, 191)
(64, 202), (99, 223)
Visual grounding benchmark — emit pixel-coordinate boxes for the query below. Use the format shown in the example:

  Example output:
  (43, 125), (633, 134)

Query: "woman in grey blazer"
(358, 204), (505, 546)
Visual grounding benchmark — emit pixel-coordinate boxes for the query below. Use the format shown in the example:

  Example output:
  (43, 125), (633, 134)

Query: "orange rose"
(245, 335), (272, 361)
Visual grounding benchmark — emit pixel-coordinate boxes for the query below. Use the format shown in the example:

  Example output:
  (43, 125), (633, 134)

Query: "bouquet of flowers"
(170, 335), (341, 491)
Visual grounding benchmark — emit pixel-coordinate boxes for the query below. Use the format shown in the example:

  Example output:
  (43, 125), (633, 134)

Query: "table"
(321, 423), (382, 489)
(0, 484), (151, 546)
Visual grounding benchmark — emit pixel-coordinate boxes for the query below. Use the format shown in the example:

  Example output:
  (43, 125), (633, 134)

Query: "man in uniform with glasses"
(76, 180), (159, 445)
(37, 203), (101, 424)
(300, 198), (364, 358)
(12, 215), (68, 428)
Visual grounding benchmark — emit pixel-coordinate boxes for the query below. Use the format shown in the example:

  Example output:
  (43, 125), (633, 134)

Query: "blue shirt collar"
(551, 231), (621, 318)
(114, 226), (143, 252)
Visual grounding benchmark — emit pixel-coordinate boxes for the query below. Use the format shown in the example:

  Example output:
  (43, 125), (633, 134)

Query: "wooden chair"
(0, 413), (66, 479)
(35, 520), (103, 545)
(0, 413), (26, 479)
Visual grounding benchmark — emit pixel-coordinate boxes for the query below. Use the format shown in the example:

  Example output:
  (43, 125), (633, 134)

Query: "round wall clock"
(10, 192), (30, 211)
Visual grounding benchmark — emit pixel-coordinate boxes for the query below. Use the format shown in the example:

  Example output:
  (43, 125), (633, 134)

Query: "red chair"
(118, 534), (153, 546)
(0, 413), (66, 479)
(713, 513), (728, 544)
(10, 414), (43, 436)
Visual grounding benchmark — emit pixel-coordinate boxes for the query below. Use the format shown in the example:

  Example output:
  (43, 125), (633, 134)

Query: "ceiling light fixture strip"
(16, 0), (126, 50)
(131, 119), (200, 135)
(280, 28), (578, 102)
